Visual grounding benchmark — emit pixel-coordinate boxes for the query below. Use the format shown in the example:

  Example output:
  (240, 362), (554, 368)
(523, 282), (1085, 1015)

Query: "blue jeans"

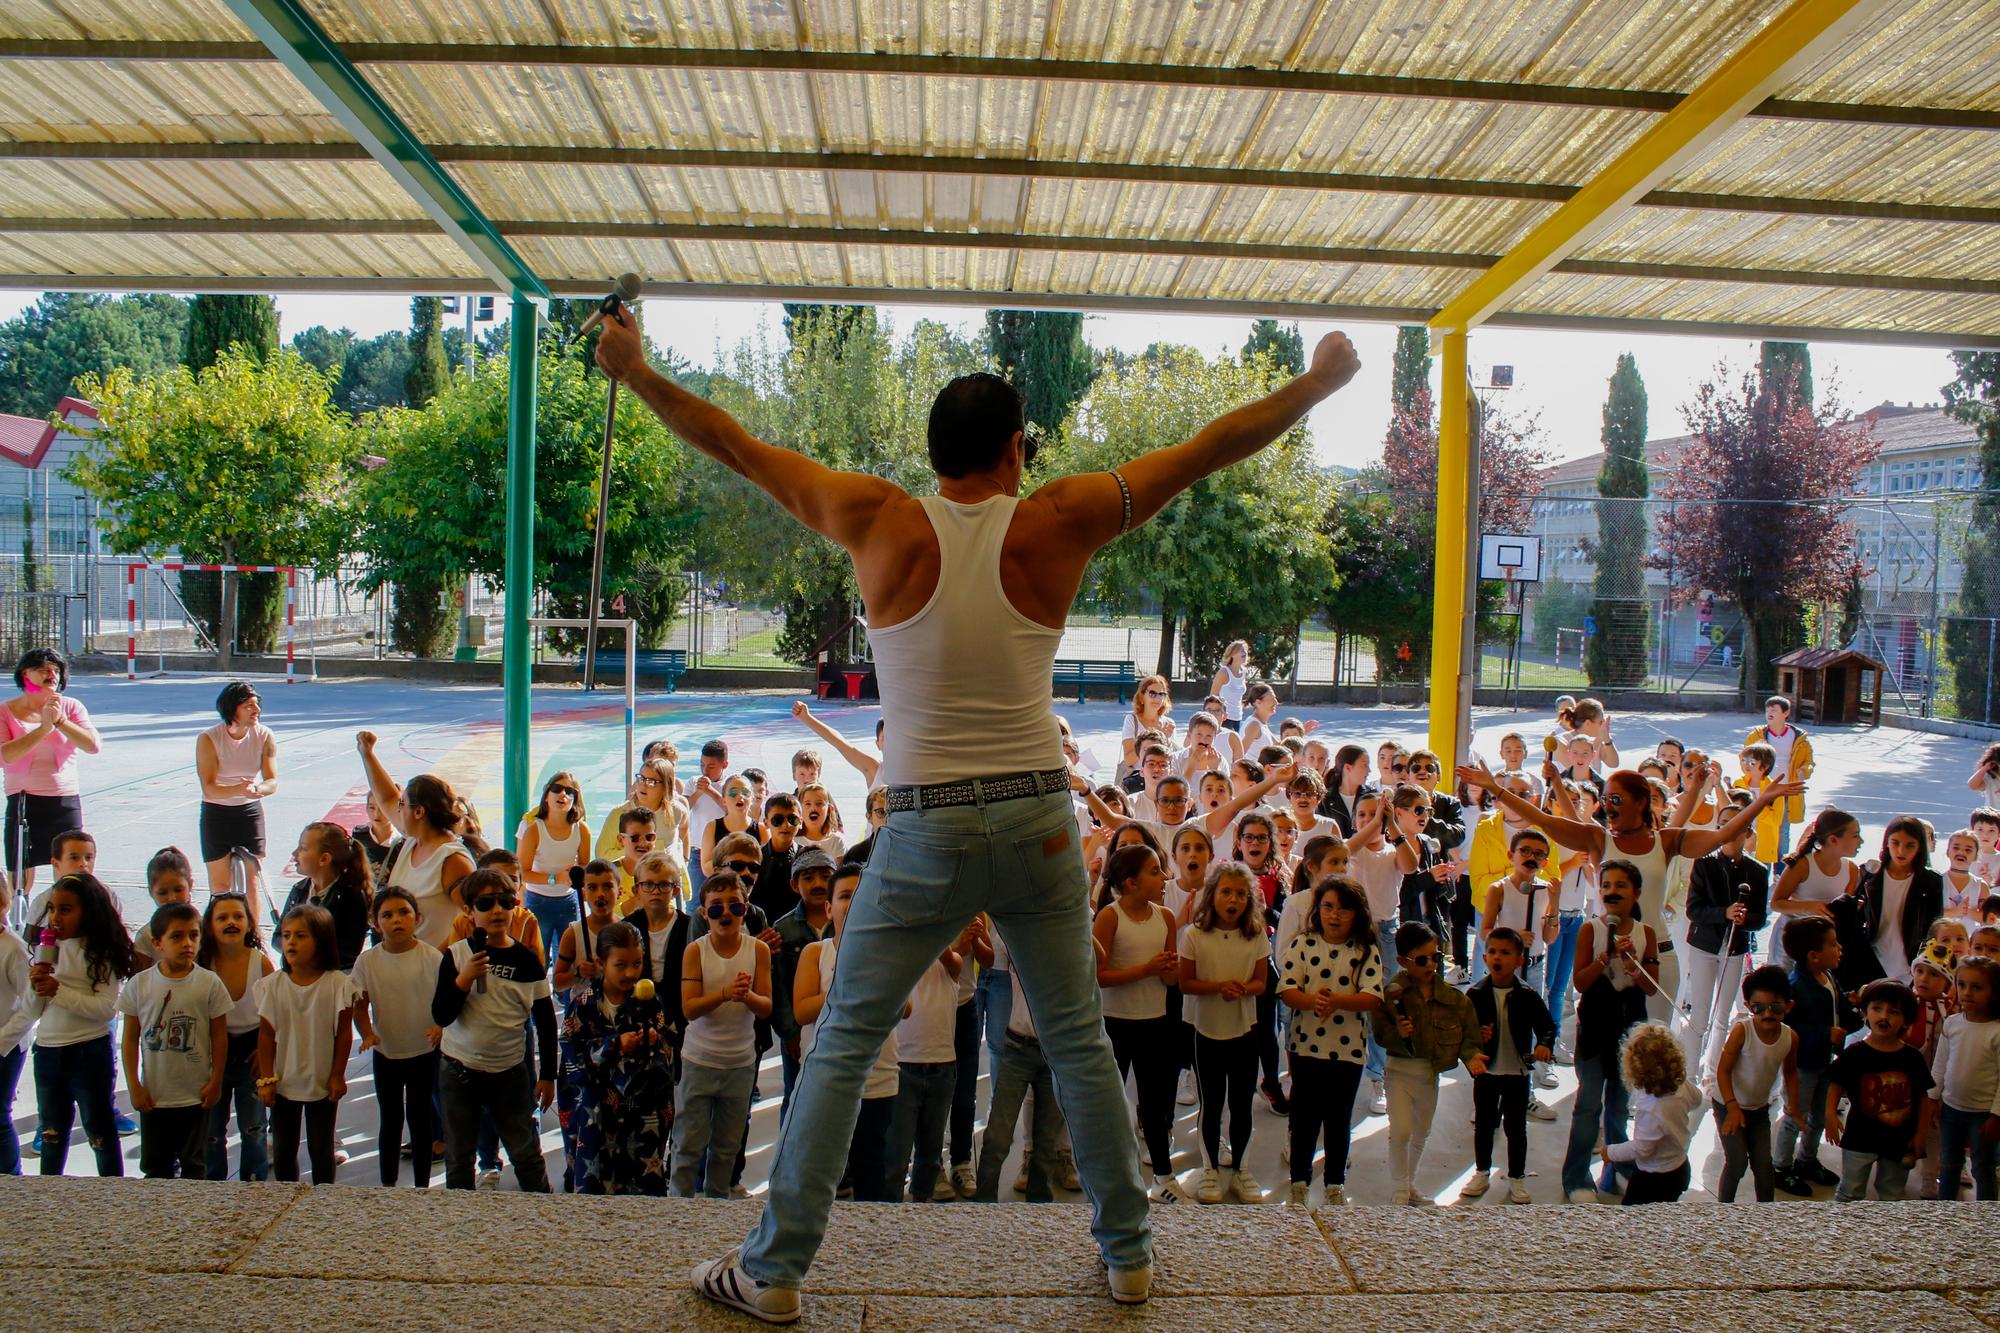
(1936, 1104), (1999, 1201)
(1363, 918), (1397, 1083)
(742, 790), (1149, 1288)
(34, 1035), (122, 1176)
(1469, 911), (1487, 982)
(1836, 1148), (1912, 1201)
(206, 1030), (269, 1181)
(1544, 913), (1584, 1032)
(885, 1060), (957, 1200)
(978, 967), (1012, 1065)
(1774, 1066), (1830, 1172)
(675, 1060), (755, 1199)
(1562, 1050), (1630, 1194)
(525, 891), (577, 968)
(1776, 818), (1793, 859)
(974, 1030), (1061, 1201)
(0, 1043), (23, 1174)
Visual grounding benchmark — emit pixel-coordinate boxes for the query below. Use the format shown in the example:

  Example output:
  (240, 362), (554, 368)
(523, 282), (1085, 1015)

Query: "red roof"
(0, 396), (97, 471)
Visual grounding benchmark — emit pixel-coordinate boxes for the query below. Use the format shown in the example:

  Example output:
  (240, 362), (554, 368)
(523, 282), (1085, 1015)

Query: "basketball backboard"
(1478, 533), (1542, 582)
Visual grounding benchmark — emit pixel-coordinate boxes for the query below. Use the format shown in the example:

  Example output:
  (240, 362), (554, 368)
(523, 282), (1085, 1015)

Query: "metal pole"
(502, 296), (539, 851)
(583, 380), (619, 692)
(1425, 330), (1471, 764)
(1925, 522), (1941, 718)
(1986, 620), (1996, 725)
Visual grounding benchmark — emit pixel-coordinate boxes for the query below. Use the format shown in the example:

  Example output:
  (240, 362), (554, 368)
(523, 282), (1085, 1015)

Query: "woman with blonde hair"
(1119, 674), (1175, 782)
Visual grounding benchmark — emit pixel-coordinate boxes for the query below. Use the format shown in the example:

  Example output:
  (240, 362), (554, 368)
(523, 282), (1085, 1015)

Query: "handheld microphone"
(469, 926), (489, 994)
(578, 272), (642, 336)
(35, 926), (57, 969)
(570, 863), (592, 963)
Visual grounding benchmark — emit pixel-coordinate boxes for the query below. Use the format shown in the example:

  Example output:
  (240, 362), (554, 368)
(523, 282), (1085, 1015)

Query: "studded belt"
(884, 767), (1072, 813)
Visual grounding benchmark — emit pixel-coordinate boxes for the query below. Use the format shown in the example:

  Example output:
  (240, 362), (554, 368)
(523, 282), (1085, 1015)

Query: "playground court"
(23, 670), (1992, 1202)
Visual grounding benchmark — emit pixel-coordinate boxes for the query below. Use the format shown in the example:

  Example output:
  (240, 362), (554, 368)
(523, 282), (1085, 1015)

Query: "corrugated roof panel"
(1519, 270), (2000, 335)
(1664, 122), (2000, 208)
(0, 60), (342, 146)
(309, 0), (560, 45)
(1581, 209), (2000, 281)
(0, 157), (418, 222)
(1772, 0), (2000, 110)
(0, 0), (246, 41)
(0, 224), (476, 280)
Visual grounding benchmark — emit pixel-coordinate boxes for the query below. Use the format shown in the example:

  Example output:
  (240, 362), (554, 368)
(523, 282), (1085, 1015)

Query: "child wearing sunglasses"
(1707, 964), (1804, 1202)
(674, 869), (771, 1198)
(1373, 921), (1483, 1205)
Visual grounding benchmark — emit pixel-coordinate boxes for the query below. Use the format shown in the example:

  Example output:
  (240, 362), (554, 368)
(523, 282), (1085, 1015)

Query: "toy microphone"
(469, 926), (489, 994)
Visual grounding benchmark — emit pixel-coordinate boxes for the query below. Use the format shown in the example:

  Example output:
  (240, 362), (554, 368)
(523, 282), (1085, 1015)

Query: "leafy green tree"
(65, 349), (358, 652)
(1943, 350), (2000, 720)
(290, 325), (356, 379)
(986, 310), (1095, 433)
(1587, 353), (1651, 686)
(333, 331), (411, 415)
(1532, 577), (1593, 655)
(0, 293), (189, 417)
(1241, 320), (1304, 376)
(405, 297), (449, 408)
(1391, 326), (1432, 414)
(184, 295), (277, 372)
(1038, 347), (1337, 679)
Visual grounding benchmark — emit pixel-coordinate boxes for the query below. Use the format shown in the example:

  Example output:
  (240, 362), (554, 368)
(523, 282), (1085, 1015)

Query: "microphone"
(469, 926), (489, 994)
(578, 272), (642, 336)
(35, 926), (58, 969)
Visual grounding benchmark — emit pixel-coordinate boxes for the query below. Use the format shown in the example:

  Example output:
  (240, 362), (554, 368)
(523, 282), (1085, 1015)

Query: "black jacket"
(621, 907), (693, 1042)
(1423, 792), (1467, 853)
(282, 875), (370, 972)
(1858, 864), (1944, 981)
(1685, 852), (1770, 957)
(1467, 976), (1557, 1065)
(1786, 961), (1859, 1071)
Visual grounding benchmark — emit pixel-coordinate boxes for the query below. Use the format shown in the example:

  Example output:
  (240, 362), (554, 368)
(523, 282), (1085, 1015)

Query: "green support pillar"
(502, 297), (538, 850)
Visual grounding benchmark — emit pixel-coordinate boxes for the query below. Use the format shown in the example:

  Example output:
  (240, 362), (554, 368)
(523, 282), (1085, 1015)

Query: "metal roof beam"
(1, 38), (1993, 132)
(210, 0), (548, 301)
(6, 215), (1994, 295)
(7, 139), (1993, 228)
(1429, 0), (1890, 337)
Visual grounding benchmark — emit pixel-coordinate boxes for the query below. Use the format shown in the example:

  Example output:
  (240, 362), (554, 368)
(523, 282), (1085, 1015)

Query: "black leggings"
(949, 997), (978, 1166)
(271, 1096), (338, 1185)
(1624, 1161), (1692, 1204)
(1288, 1054), (1363, 1185)
(1450, 877), (1475, 968)
(1254, 966), (1282, 1086)
(1105, 1014), (1178, 1176)
(1474, 1072), (1529, 1177)
(1194, 1031), (1257, 1169)
(374, 1050), (439, 1187)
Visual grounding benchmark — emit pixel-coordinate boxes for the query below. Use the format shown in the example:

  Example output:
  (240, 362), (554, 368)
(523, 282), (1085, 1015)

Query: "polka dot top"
(1281, 932), (1382, 1064)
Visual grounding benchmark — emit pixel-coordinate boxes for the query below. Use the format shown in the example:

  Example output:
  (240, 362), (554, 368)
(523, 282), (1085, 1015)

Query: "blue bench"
(1052, 658), (1139, 703)
(575, 647), (688, 692)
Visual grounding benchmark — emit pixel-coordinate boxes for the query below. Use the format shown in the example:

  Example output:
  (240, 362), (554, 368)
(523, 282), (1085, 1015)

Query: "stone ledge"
(0, 1177), (305, 1274)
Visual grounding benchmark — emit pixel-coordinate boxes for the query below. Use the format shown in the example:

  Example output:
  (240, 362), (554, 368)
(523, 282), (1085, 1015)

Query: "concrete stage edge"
(8, 1176), (1994, 1330)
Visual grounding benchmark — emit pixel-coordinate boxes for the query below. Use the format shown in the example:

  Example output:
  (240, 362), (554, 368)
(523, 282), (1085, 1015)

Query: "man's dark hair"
(928, 372), (1024, 479)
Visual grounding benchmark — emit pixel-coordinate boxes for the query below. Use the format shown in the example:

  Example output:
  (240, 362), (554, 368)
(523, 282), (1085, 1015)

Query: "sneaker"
(1525, 1097), (1556, 1122)
(1773, 1167), (1811, 1196)
(1462, 1169), (1491, 1198)
(1054, 1147), (1080, 1191)
(1404, 1187), (1435, 1207)
(334, 1148), (351, 1166)
(1323, 1183), (1347, 1205)
(1285, 1181), (1309, 1206)
(1553, 1042), (1575, 1067)
(730, 1184), (750, 1200)
(1015, 1151), (1031, 1194)
(1507, 1177), (1531, 1205)
(1366, 1079), (1388, 1116)
(1446, 966), (1470, 985)
(1391, 1186), (1413, 1206)
(1531, 1064), (1558, 1090)
(693, 1250), (801, 1325)
(934, 1167), (956, 1201)
(1148, 1175), (1190, 1204)
(1195, 1167), (1224, 1204)
(1177, 1069), (1198, 1106)
(475, 1168), (501, 1191)
(951, 1163), (977, 1199)
(1231, 1169), (1264, 1204)
(1262, 1079), (1291, 1116)
(1566, 1187), (1600, 1205)
(1804, 1160), (1841, 1188)
(114, 1112), (137, 1136)
(1107, 1264), (1152, 1306)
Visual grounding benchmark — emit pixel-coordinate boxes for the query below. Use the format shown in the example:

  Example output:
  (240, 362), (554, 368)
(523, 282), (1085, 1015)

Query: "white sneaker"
(1196, 1167), (1225, 1203)
(1323, 1183), (1347, 1205)
(1367, 1079), (1388, 1116)
(1526, 1097), (1557, 1122)
(951, 1163), (977, 1199)
(1015, 1151), (1031, 1194)
(693, 1250), (801, 1325)
(1531, 1063), (1559, 1090)
(1462, 1169), (1491, 1198)
(934, 1166), (956, 1201)
(1507, 1177), (1531, 1204)
(1285, 1181), (1310, 1206)
(1148, 1175), (1191, 1204)
(1231, 1169), (1264, 1204)
(1107, 1264), (1152, 1306)
(1177, 1070), (1198, 1106)
(1553, 1042), (1575, 1067)
(1567, 1187), (1600, 1205)
(475, 1168), (501, 1191)
(1055, 1147), (1080, 1191)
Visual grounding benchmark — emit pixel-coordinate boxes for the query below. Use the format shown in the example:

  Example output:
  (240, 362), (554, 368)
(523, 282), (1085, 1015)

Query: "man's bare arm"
(596, 310), (894, 548)
(1038, 332), (1359, 549)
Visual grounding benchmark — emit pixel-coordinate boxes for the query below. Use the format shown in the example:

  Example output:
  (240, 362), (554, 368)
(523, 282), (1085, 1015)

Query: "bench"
(1052, 658), (1139, 703)
(574, 647), (688, 692)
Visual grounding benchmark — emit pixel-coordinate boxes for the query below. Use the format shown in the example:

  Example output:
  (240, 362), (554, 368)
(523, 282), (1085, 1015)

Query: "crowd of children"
(3, 671), (1998, 1213)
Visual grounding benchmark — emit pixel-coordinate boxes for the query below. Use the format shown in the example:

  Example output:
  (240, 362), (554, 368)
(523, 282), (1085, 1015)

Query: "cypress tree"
(184, 295), (277, 372)
(985, 310), (1095, 433)
(1241, 319), (1304, 376)
(1390, 325), (1432, 414)
(405, 296), (449, 408)
(1586, 353), (1651, 686)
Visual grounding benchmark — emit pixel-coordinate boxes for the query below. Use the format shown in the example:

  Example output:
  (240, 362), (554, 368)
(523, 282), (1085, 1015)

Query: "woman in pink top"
(0, 648), (101, 907)
(195, 681), (278, 917)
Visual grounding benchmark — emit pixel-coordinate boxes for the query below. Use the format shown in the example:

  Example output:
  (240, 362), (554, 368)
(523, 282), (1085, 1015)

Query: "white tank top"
(1492, 878), (1549, 950)
(1593, 916), (1656, 994)
(1612, 828), (1673, 929)
(682, 932), (758, 1070)
(803, 939), (899, 1098)
(1794, 853), (1854, 904)
(221, 956), (268, 1035)
(867, 494), (1065, 785)
(388, 837), (470, 949)
(204, 721), (270, 807)
(1707, 1021), (1794, 1109)
(522, 816), (581, 898)
(1217, 663), (1245, 719)
(1100, 900), (1169, 1020)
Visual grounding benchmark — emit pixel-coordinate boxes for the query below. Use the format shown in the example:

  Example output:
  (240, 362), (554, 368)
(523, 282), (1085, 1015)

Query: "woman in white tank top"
(1211, 641), (1250, 727)
(195, 681), (279, 912)
(1768, 809), (1863, 967)
(517, 770), (591, 963)
(358, 733), (477, 950)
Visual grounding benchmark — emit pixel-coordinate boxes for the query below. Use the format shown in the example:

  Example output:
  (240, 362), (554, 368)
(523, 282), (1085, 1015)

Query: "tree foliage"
(1587, 352), (1651, 686)
(1653, 353), (1880, 705)
(1241, 320), (1304, 377)
(986, 310), (1096, 433)
(1943, 350), (2000, 720)
(184, 295), (277, 373)
(404, 296), (449, 408)
(0, 293), (189, 417)
(1391, 326), (1432, 415)
(1039, 347), (1337, 680)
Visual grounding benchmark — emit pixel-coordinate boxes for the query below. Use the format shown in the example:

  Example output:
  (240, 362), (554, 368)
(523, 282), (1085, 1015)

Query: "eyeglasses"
(1746, 1001), (1786, 1016)
(636, 879), (676, 892)
(472, 894), (517, 912)
(705, 900), (749, 920)
(549, 785), (577, 799)
(1158, 796), (1188, 806)
(1239, 833), (1270, 844)
(724, 858), (760, 875)
(1404, 951), (1439, 967)
(768, 815), (799, 827)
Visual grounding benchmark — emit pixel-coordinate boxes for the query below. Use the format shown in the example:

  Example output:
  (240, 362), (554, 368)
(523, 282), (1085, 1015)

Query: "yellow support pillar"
(1427, 331), (1471, 765)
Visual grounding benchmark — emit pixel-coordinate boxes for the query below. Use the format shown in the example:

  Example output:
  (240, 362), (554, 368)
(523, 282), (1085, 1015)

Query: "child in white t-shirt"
(255, 903), (357, 1185)
(350, 886), (444, 1187)
(1179, 861), (1270, 1204)
(118, 902), (230, 1178)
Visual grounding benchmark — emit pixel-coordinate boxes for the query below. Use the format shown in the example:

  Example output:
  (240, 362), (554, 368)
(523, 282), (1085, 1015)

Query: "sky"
(0, 289), (1964, 472)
